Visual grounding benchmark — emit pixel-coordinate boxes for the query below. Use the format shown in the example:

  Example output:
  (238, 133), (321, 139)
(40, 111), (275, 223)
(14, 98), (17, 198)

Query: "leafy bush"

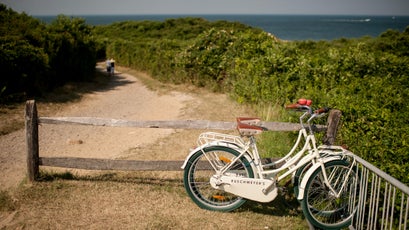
(94, 18), (409, 184)
(45, 15), (97, 83)
(93, 17), (258, 83)
(0, 5), (97, 99)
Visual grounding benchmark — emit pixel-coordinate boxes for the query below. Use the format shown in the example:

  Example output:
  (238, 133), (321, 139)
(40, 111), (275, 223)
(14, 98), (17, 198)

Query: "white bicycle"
(182, 99), (360, 229)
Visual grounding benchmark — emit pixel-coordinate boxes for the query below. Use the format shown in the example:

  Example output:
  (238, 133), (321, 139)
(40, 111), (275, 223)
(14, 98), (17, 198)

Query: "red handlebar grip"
(285, 104), (300, 109)
(315, 107), (329, 114)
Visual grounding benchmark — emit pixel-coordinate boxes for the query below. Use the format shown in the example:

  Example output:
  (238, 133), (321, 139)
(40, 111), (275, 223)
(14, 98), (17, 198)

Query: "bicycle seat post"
(248, 135), (258, 151)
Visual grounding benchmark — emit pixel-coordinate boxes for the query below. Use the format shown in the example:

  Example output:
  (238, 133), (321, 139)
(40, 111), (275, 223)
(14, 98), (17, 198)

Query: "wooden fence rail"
(38, 116), (311, 131)
(25, 100), (341, 181)
(39, 157), (185, 171)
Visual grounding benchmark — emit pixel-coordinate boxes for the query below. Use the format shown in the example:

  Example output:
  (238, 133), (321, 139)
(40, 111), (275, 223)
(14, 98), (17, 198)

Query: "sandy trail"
(0, 65), (253, 190)
(0, 66), (191, 189)
(38, 66), (193, 160)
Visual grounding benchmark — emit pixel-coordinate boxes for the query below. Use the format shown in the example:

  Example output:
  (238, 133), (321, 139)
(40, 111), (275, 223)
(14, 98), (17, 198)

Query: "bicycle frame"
(182, 101), (360, 229)
(181, 110), (351, 203)
(213, 127), (316, 181)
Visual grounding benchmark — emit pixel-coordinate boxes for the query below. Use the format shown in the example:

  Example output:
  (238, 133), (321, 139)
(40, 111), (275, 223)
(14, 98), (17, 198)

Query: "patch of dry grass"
(1, 171), (307, 229)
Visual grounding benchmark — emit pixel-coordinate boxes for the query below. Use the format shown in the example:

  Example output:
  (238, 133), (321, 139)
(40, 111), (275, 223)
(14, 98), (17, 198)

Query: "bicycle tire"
(300, 160), (359, 229)
(293, 161), (312, 198)
(294, 153), (343, 198)
(183, 145), (254, 212)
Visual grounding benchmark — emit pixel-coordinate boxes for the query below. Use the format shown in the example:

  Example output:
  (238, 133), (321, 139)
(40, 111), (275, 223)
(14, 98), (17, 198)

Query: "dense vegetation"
(1, 4), (408, 185)
(94, 18), (409, 185)
(0, 4), (97, 100)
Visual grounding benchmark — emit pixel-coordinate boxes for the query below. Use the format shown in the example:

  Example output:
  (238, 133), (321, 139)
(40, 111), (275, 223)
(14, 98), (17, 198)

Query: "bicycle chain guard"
(210, 175), (278, 203)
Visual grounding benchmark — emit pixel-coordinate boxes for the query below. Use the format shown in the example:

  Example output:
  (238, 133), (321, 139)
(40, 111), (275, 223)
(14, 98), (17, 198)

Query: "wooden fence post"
(25, 100), (39, 181)
(322, 109), (342, 145)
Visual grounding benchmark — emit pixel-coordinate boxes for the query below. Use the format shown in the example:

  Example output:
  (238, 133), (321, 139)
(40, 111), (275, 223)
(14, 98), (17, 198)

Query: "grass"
(1, 171), (308, 229)
(0, 190), (16, 212)
(257, 131), (299, 158)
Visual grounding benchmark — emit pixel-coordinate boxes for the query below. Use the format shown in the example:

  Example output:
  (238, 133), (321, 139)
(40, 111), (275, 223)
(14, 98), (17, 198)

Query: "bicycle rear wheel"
(300, 160), (359, 229)
(183, 146), (254, 212)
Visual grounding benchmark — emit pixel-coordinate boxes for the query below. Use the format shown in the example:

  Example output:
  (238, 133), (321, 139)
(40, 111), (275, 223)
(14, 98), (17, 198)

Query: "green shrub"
(0, 5), (97, 99)
(94, 18), (409, 184)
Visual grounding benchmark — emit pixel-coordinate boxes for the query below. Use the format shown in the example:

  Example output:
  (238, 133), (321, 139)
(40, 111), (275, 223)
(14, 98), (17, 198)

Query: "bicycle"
(181, 99), (360, 229)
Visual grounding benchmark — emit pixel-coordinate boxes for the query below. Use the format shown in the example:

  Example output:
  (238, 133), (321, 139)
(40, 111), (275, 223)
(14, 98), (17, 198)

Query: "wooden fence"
(25, 99), (409, 229)
(25, 100), (341, 181)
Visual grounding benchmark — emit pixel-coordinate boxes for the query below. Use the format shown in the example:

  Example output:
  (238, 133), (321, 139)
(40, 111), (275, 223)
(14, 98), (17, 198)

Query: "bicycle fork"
(320, 157), (357, 199)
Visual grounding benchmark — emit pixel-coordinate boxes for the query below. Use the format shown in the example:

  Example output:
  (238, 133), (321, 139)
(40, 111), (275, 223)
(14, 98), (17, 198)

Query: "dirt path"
(0, 64), (254, 190)
(0, 66), (310, 230)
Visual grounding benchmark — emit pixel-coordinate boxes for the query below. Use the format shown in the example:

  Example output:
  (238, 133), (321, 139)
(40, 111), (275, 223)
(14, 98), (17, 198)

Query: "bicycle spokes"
(301, 160), (359, 229)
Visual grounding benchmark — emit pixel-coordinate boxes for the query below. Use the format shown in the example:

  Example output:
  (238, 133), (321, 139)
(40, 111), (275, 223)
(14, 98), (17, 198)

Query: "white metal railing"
(348, 151), (409, 230)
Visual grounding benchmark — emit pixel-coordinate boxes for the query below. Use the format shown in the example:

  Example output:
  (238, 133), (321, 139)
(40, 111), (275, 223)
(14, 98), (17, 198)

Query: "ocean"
(35, 14), (409, 41)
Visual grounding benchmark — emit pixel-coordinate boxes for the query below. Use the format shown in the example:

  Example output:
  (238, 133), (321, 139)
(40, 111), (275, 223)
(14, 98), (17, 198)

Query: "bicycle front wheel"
(293, 161), (312, 198)
(294, 153), (343, 198)
(183, 146), (254, 212)
(300, 160), (359, 229)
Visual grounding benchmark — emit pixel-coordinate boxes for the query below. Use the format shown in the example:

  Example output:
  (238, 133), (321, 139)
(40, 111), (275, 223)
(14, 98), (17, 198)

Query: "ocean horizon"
(35, 14), (409, 41)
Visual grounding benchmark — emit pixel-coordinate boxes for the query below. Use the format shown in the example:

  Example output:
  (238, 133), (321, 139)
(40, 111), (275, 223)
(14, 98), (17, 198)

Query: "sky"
(2, 0), (409, 16)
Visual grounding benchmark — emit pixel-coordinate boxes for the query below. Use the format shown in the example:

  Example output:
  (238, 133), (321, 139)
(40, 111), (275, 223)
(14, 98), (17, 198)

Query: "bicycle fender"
(180, 142), (245, 169)
(181, 145), (205, 169)
(296, 157), (341, 200)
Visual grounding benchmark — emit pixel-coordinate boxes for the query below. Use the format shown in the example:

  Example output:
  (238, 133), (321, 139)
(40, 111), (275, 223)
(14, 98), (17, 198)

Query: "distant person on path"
(110, 58), (115, 75)
(106, 59), (111, 73)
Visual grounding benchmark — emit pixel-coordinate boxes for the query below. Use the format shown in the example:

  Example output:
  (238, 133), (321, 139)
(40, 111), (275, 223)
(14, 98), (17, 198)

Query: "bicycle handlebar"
(285, 99), (330, 133)
(285, 104), (302, 110)
(314, 107), (330, 114)
(286, 99), (330, 114)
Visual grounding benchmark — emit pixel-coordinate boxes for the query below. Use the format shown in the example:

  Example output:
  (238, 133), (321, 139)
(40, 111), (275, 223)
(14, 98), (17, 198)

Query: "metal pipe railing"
(347, 151), (409, 230)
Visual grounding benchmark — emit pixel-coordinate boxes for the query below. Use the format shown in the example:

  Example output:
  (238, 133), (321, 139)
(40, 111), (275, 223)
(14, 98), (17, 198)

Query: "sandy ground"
(0, 65), (254, 190)
(0, 66), (311, 230)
